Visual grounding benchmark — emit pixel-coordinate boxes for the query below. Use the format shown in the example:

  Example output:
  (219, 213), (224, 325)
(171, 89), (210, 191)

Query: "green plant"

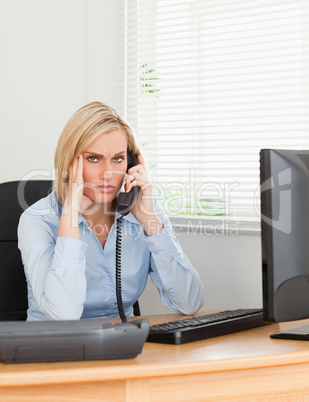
(140, 63), (160, 94)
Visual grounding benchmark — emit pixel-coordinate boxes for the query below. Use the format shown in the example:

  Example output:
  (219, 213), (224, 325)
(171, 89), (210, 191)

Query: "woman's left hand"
(125, 154), (164, 236)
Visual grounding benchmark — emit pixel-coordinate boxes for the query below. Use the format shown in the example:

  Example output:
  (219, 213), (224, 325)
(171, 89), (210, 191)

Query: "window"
(116, 0), (309, 232)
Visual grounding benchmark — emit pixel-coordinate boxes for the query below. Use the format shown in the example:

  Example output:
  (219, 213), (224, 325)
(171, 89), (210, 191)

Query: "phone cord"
(115, 217), (127, 323)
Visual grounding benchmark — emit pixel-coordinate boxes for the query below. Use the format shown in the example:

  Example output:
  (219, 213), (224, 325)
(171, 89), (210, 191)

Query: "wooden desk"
(1, 313), (309, 401)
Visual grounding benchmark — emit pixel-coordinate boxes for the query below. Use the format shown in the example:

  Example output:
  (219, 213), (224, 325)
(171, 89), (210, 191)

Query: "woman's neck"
(82, 202), (117, 248)
(82, 200), (116, 226)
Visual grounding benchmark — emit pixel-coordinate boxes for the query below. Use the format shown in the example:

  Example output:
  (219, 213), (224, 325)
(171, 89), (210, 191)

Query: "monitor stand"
(271, 323), (309, 341)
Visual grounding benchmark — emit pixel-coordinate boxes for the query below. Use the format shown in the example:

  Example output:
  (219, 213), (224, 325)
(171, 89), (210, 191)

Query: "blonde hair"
(54, 101), (140, 205)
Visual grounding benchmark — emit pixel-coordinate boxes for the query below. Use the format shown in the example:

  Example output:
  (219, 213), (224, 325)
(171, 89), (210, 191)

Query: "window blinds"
(116, 0), (309, 231)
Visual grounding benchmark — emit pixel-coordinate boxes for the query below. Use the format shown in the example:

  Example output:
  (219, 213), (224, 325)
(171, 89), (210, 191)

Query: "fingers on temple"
(77, 155), (83, 179)
(69, 155), (82, 181)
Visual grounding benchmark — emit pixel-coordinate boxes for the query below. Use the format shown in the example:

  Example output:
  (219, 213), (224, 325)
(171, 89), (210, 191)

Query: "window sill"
(169, 215), (261, 236)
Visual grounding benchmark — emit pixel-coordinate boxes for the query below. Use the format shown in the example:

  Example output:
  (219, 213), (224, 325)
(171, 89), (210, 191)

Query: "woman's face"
(81, 128), (128, 207)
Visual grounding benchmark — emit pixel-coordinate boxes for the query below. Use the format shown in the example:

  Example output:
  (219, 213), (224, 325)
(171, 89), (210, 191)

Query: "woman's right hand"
(65, 155), (94, 215)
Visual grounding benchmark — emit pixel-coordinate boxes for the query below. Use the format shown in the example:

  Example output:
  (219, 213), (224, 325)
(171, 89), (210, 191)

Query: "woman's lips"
(96, 185), (115, 194)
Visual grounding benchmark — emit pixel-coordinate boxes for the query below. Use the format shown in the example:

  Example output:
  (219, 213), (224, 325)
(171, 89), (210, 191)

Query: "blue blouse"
(18, 191), (205, 321)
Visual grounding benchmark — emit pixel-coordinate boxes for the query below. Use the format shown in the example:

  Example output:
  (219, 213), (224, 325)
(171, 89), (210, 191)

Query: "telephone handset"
(115, 154), (140, 323)
(116, 154), (140, 216)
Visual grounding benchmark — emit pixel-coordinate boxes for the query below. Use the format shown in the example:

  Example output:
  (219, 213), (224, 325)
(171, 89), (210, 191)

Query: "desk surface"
(1, 312), (309, 401)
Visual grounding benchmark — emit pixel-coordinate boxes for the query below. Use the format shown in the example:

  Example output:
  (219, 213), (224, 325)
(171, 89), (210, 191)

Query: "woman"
(18, 101), (205, 321)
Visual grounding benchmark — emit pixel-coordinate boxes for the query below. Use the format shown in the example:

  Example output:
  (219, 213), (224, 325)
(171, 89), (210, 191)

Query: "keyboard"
(147, 308), (267, 345)
(0, 318), (150, 364)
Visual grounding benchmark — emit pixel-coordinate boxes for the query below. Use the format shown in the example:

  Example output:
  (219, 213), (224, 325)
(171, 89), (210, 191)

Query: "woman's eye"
(114, 156), (125, 163)
(88, 156), (99, 162)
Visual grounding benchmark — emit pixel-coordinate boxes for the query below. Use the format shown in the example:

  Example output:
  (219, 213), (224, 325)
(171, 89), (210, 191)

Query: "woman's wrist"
(58, 198), (80, 239)
(63, 193), (81, 215)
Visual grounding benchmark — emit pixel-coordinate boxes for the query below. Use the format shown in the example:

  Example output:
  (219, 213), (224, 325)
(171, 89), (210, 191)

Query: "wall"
(87, 0), (123, 108)
(0, 0), (263, 316)
(0, 0), (88, 183)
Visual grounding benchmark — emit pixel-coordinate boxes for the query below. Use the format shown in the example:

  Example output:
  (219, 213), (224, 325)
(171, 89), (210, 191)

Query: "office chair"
(0, 180), (140, 320)
(0, 180), (53, 320)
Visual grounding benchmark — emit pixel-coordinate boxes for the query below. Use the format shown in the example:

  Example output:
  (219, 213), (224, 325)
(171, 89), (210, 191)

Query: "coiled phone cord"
(115, 217), (127, 323)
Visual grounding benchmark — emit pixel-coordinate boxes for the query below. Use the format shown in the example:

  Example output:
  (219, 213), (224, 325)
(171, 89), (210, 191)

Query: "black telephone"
(116, 154), (140, 216)
(115, 154), (140, 322)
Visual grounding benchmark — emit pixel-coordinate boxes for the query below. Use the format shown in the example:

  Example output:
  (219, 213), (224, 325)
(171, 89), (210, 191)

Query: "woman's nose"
(100, 161), (113, 180)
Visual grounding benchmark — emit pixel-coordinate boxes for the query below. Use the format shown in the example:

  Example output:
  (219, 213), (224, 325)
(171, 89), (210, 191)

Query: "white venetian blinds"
(118, 0), (309, 225)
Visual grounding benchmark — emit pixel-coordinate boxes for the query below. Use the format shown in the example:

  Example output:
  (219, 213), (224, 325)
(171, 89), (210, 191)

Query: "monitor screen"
(260, 148), (309, 325)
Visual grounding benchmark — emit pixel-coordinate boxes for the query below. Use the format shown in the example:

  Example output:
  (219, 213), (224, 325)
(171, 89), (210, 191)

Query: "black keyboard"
(147, 308), (267, 345)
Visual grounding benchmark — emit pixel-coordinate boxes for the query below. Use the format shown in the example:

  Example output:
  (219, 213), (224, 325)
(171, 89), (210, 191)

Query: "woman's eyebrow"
(83, 151), (127, 157)
(83, 151), (102, 157)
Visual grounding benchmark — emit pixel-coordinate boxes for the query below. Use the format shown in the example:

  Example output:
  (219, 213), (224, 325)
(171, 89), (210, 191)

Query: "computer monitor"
(260, 148), (309, 340)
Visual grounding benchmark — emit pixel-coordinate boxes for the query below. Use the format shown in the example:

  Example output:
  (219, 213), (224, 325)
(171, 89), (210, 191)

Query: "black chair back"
(0, 180), (52, 320)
